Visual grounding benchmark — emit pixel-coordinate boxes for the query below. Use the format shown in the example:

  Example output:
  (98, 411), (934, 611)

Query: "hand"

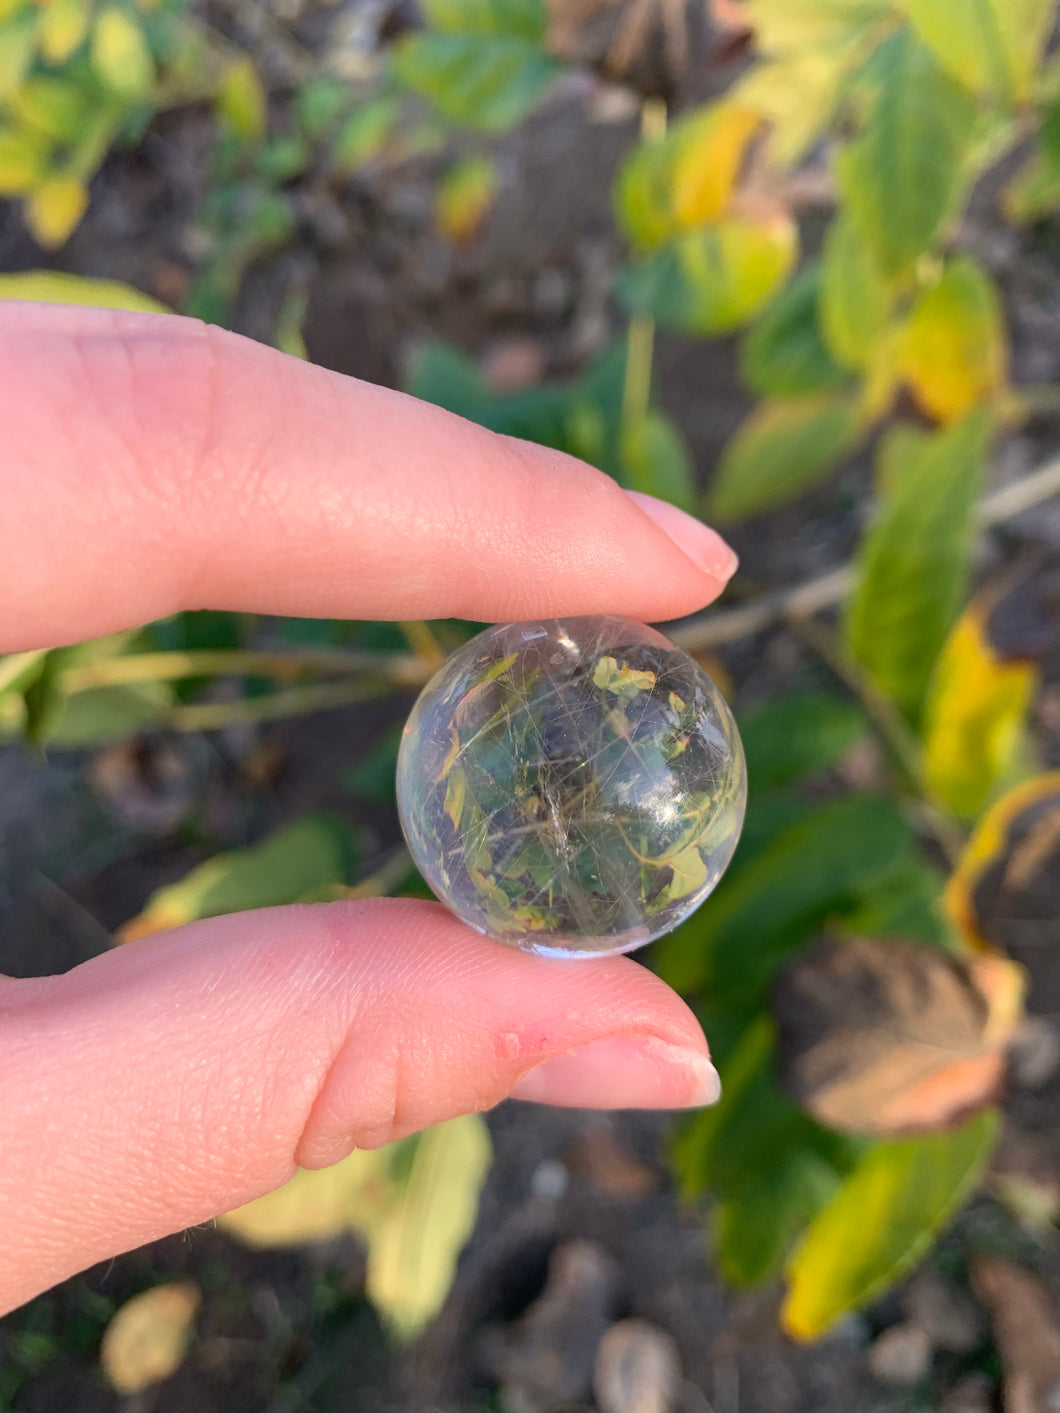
(0, 304), (737, 1314)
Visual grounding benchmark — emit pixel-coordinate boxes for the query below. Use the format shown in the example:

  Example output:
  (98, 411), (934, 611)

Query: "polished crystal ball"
(397, 615), (747, 957)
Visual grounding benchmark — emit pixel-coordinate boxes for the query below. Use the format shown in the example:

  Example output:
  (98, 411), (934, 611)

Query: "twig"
(671, 454), (1060, 653)
(620, 96), (668, 436)
(162, 678), (397, 732)
(62, 647), (430, 692)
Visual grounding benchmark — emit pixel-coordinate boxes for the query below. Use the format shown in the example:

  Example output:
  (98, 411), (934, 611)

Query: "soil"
(3, 18), (1060, 1412)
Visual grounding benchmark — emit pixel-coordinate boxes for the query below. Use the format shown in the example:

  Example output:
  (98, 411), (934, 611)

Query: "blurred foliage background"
(2, 0), (1060, 1409)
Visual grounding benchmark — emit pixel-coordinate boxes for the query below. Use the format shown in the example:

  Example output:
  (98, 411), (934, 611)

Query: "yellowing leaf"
(819, 212), (891, 371)
(217, 54), (267, 143)
(708, 392), (862, 521)
(782, 1109), (999, 1340)
(39, 0), (91, 63)
(616, 101), (761, 252)
(923, 597), (1037, 819)
(24, 175), (89, 248)
(218, 1149), (393, 1248)
(670, 102), (761, 228)
(897, 0), (1053, 102)
(668, 845), (709, 901)
(435, 153), (497, 244)
(900, 257), (1007, 424)
(618, 210), (798, 336)
(945, 771), (1060, 952)
(367, 1115), (492, 1337)
(221, 1116), (491, 1339)
(0, 127), (47, 195)
(100, 1282), (200, 1394)
(837, 28), (975, 278)
(117, 816), (352, 940)
(91, 6), (154, 99)
(736, 35), (870, 168)
(744, 0), (888, 53)
(0, 269), (168, 311)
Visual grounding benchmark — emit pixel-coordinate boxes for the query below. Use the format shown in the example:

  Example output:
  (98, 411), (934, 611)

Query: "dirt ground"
(3, 44), (1060, 1413)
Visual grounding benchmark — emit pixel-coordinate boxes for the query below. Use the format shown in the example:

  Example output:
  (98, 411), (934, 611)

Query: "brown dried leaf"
(971, 1257), (1060, 1413)
(772, 937), (1024, 1135)
(100, 1281), (200, 1394)
(594, 1319), (681, 1413)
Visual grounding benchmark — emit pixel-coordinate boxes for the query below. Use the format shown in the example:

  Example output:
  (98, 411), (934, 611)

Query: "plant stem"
(398, 621), (445, 672)
(672, 452), (1060, 653)
(620, 96), (668, 438)
(162, 679), (396, 732)
(61, 648), (430, 692)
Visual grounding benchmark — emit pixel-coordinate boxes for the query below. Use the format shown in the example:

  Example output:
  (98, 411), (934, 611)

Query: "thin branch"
(671, 453), (1060, 653)
(62, 647), (430, 692)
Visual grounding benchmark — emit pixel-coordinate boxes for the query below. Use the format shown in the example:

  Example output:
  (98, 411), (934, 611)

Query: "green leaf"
(392, 32), (558, 132)
(739, 690), (868, 790)
(707, 392), (862, 522)
(836, 28), (975, 278)
(655, 794), (912, 999)
(0, 126), (47, 196)
(365, 1115), (493, 1337)
(47, 681), (173, 747)
(91, 7), (155, 101)
(674, 1021), (858, 1286)
(118, 817), (356, 940)
(844, 412), (990, 719)
(421, 0), (545, 39)
(619, 409), (696, 514)
(333, 97), (399, 172)
(896, 0), (1053, 102)
(782, 1109), (999, 1340)
(618, 216), (797, 337)
(8, 77), (90, 144)
(0, 12), (38, 101)
(819, 213), (892, 370)
(834, 854), (951, 946)
(741, 265), (851, 398)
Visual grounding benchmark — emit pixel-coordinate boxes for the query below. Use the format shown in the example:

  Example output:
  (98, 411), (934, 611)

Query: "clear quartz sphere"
(397, 615), (747, 957)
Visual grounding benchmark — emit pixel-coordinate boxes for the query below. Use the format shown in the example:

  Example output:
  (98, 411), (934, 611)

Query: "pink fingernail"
(626, 490), (739, 582)
(508, 1035), (721, 1110)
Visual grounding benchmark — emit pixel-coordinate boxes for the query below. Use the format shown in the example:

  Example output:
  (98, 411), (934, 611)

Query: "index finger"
(0, 304), (736, 652)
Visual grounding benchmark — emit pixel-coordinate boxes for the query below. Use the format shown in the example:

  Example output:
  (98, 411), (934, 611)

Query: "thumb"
(0, 898), (717, 1313)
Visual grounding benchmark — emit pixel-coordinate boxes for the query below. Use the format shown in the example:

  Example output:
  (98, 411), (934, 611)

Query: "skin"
(0, 304), (738, 1315)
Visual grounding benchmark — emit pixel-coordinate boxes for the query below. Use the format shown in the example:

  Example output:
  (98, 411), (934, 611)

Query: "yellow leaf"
(737, 48), (852, 168)
(91, 5), (154, 99)
(24, 175), (88, 247)
(435, 153), (497, 245)
(923, 596), (1038, 820)
(216, 54), (267, 143)
(669, 102), (761, 228)
(898, 0), (1053, 102)
(0, 268), (168, 310)
(899, 256), (1007, 424)
(39, 0), (91, 63)
(0, 126), (47, 195)
(944, 771), (1060, 951)
(100, 1282), (200, 1395)
(366, 1115), (492, 1338)
(218, 1149), (393, 1248)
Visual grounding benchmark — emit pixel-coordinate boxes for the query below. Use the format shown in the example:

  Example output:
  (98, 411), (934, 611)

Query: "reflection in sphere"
(397, 616), (747, 957)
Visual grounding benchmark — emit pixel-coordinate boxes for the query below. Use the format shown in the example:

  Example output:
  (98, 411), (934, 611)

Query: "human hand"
(0, 304), (737, 1314)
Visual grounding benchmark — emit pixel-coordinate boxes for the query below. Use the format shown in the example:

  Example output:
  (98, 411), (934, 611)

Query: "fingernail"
(626, 490), (739, 582)
(508, 1035), (722, 1110)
